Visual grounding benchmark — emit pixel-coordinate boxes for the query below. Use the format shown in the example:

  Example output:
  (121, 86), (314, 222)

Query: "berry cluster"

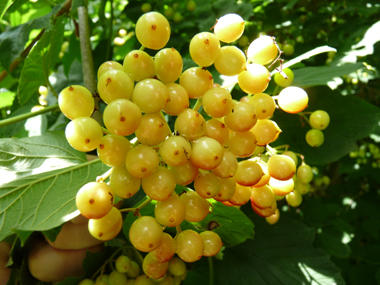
(305, 110), (330, 147)
(58, 11), (327, 284)
(350, 142), (380, 168)
(78, 254), (187, 285)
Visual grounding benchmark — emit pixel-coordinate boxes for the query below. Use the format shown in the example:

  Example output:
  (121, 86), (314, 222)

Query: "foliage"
(1, 0), (380, 284)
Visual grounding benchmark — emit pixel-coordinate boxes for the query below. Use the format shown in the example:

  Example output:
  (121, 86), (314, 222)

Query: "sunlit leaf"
(0, 145), (109, 241)
(0, 131), (86, 185)
(0, 4), (60, 71)
(292, 63), (364, 88)
(0, 0), (14, 22)
(0, 91), (16, 108)
(18, 17), (65, 104)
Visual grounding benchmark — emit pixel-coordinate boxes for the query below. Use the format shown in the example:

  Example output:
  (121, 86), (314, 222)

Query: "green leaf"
(272, 86), (380, 165)
(0, 67), (18, 90)
(0, 158), (109, 242)
(355, 199), (380, 239)
(0, 131), (86, 185)
(62, 32), (81, 78)
(189, 201), (254, 247)
(0, 4), (60, 71)
(18, 17), (65, 104)
(348, 263), (379, 285)
(285, 0), (300, 10)
(300, 199), (343, 227)
(123, 198), (254, 248)
(7, 236), (22, 268)
(212, 0), (253, 20)
(51, 60), (84, 95)
(183, 257), (209, 285)
(362, 217), (380, 240)
(0, 91), (16, 108)
(7, 268), (21, 285)
(292, 63), (364, 88)
(42, 224), (63, 243)
(353, 244), (380, 265)
(0, 105), (33, 138)
(114, 36), (136, 61)
(213, 207), (345, 285)
(11, 230), (33, 245)
(0, 0), (14, 22)
(5, 0), (28, 14)
(315, 228), (351, 258)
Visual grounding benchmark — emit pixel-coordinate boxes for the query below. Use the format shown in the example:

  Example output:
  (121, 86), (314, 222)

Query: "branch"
(77, 6), (96, 93)
(105, 0), (114, 62)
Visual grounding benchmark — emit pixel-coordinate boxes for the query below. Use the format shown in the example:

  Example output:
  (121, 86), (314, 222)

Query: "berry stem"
(268, 37), (284, 69)
(290, 152), (304, 160)
(48, 82), (59, 99)
(174, 224), (182, 239)
(220, 80), (238, 89)
(96, 167), (114, 182)
(273, 84), (281, 96)
(276, 149), (305, 161)
(0, 104), (59, 128)
(119, 208), (137, 213)
(275, 65), (288, 79)
(208, 257), (215, 285)
(265, 145), (277, 156)
(159, 111), (173, 136)
(192, 98), (203, 112)
(135, 197), (153, 210)
(101, 127), (111, 135)
(131, 138), (140, 147)
(273, 144), (290, 151)
(298, 112), (312, 128)
(119, 197), (153, 216)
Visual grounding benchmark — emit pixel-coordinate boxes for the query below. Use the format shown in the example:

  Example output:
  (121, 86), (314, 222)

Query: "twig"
(0, 104), (59, 128)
